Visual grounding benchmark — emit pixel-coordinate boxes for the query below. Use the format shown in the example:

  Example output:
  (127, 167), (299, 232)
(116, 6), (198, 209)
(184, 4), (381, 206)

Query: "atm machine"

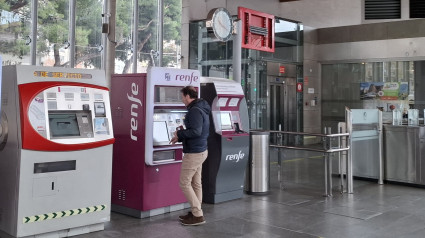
(200, 77), (250, 203)
(111, 67), (200, 218)
(0, 65), (114, 238)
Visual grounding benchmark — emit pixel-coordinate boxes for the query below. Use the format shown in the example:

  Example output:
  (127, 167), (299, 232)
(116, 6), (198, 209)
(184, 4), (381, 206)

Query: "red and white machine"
(111, 67), (200, 218)
(0, 65), (114, 238)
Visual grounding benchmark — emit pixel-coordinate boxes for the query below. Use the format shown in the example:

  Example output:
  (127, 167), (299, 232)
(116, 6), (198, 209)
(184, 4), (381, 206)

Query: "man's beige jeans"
(179, 150), (208, 217)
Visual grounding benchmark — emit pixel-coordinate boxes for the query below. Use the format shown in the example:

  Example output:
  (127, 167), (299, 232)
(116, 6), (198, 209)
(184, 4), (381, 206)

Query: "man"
(170, 86), (210, 226)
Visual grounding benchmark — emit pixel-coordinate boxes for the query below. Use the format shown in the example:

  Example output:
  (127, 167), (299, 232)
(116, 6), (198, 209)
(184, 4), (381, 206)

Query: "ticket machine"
(0, 65), (114, 238)
(200, 77), (250, 203)
(111, 67), (200, 218)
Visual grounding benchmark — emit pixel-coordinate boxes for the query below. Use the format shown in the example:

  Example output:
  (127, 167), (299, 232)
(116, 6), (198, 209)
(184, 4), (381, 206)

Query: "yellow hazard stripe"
(23, 205), (106, 224)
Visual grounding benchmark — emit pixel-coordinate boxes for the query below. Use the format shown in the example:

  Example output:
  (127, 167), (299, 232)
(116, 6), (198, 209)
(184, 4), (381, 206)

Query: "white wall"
(279, 0), (362, 28)
(319, 38), (425, 63)
(279, 0), (411, 28)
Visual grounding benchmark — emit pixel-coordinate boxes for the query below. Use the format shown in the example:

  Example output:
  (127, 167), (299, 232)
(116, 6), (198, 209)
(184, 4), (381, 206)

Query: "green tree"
(0, 0), (10, 10)
(37, 0), (68, 66)
(116, 0), (181, 73)
(1, 0), (182, 69)
(74, 0), (103, 68)
(0, 0), (31, 60)
(37, 0), (103, 67)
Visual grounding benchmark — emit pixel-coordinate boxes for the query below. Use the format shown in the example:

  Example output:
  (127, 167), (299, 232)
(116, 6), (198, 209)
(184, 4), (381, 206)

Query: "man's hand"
(170, 131), (178, 144)
(170, 136), (178, 144)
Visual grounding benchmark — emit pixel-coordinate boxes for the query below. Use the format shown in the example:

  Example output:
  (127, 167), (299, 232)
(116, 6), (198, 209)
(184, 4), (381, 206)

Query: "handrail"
(265, 129), (351, 197)
(270, 145), (350, 153)
(268, 130), (350, 138)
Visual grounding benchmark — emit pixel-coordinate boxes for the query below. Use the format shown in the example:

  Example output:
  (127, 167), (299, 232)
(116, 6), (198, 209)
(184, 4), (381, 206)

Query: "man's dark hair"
(181, 86), (198, 99)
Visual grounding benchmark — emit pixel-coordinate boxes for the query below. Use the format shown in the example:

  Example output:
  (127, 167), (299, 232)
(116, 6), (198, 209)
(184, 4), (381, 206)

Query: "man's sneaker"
(179, 212), (192, 221)
(181, 215), (206, 226)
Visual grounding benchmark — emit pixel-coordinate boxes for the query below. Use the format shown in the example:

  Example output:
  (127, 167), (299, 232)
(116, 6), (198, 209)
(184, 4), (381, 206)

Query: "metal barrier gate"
(269, 130), (351, 197)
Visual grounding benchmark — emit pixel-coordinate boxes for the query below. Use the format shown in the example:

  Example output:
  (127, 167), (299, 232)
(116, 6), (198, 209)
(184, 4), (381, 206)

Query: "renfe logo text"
(226, 151), (245, 163)
(175, 72), (198, 84)
(128, 82), (142, 141)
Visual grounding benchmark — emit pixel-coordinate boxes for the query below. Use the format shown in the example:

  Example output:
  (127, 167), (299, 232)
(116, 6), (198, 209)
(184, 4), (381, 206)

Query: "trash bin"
(245, 131), (270, 195)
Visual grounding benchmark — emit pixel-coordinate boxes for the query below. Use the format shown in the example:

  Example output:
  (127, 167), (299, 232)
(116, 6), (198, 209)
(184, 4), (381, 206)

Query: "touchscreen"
(220, 112), (232, 130)
(153, 121), (170, 144)
(49, 113), (80, 137)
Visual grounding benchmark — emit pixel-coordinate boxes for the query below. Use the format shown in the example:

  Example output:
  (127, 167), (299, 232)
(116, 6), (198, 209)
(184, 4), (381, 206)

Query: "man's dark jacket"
(177, 98), (211, 153)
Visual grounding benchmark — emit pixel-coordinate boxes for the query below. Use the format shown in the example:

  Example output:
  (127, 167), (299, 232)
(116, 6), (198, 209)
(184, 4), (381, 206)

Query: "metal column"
(105, 0), (116, 88)
(232, 20), (242, 83)
(337, 122), (347, 193)
(157, 0), (163, 67)
(30, 0), (38, 65)
(69, 0), (76, 68)
(132, 0), (139, 73)
(378, 110), (384, 185)
(323, 127), (332, 197)
(345, 107), (353, 194)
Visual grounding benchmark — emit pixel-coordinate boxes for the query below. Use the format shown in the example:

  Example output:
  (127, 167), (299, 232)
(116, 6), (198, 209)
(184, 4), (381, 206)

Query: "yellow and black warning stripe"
(23, 205), (106, 224)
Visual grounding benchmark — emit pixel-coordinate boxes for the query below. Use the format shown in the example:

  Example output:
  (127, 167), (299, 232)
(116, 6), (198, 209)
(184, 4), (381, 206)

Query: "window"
(410, 0), (425, 18)
(0, 1), (32, 65)
(36, 0), (70, 67)
(0, 0), (181, 71)
(365, 0), (401, 20)
(321, 61), (414, 123)
(75, 0), (104, 69)
(115, 0), (182, 74)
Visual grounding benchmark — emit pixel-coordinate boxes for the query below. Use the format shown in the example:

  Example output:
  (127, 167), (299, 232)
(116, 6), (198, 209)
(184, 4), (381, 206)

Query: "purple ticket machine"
(200, 77), (250, 203)
(111, 67), (200, 218)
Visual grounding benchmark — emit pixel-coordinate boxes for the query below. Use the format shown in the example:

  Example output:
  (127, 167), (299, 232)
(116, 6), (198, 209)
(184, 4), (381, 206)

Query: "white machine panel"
(0, 65), (114, 238)
(27, 86), (113, 144)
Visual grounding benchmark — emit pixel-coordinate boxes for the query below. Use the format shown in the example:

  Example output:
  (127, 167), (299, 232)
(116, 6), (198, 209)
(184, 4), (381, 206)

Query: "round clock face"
(211, 8), (233, 41)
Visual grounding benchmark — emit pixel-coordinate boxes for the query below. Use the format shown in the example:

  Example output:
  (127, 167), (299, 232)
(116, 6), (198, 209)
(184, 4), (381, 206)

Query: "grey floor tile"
(72, 150), (425, 238)
(300, 215), (376, 238)
(171, 217), (319, 238)
(323, 206), (382, 220)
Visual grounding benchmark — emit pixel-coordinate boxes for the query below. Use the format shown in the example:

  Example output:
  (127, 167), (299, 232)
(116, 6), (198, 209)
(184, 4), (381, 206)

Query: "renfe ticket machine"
(111, 67), (200, 218)
(0, 66), (114, 238)
(201, 77), (250, 203)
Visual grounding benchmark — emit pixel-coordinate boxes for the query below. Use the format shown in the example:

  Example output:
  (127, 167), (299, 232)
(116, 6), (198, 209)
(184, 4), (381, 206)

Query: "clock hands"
(207, 8), (232, 41)
(217, 19), (229, 33)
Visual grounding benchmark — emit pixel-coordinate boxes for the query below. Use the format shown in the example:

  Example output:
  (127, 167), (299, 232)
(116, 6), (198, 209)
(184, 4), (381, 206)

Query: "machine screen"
(49, 113), (80, 137)
(153, 121), (170, 145)
(154, 86), (183, 104)
(220, 112), (232, 130)
(94, 102), (106, 116)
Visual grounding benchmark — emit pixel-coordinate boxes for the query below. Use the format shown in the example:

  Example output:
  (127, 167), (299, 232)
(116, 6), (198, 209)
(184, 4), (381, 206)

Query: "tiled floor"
(76, 149), (425, 238)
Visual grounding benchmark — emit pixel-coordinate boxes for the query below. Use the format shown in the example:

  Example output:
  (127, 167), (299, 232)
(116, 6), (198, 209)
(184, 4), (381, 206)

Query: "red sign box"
(279, 66), (285, 74)
(238, 7), (275, 53)
(296, 82), (303, 92)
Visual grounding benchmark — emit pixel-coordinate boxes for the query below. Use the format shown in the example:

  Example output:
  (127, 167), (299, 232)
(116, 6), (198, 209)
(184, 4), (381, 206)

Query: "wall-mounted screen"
(220, 112), (232, 130)
(153, 121), (170, 145)
(49, 113), (80, 138)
